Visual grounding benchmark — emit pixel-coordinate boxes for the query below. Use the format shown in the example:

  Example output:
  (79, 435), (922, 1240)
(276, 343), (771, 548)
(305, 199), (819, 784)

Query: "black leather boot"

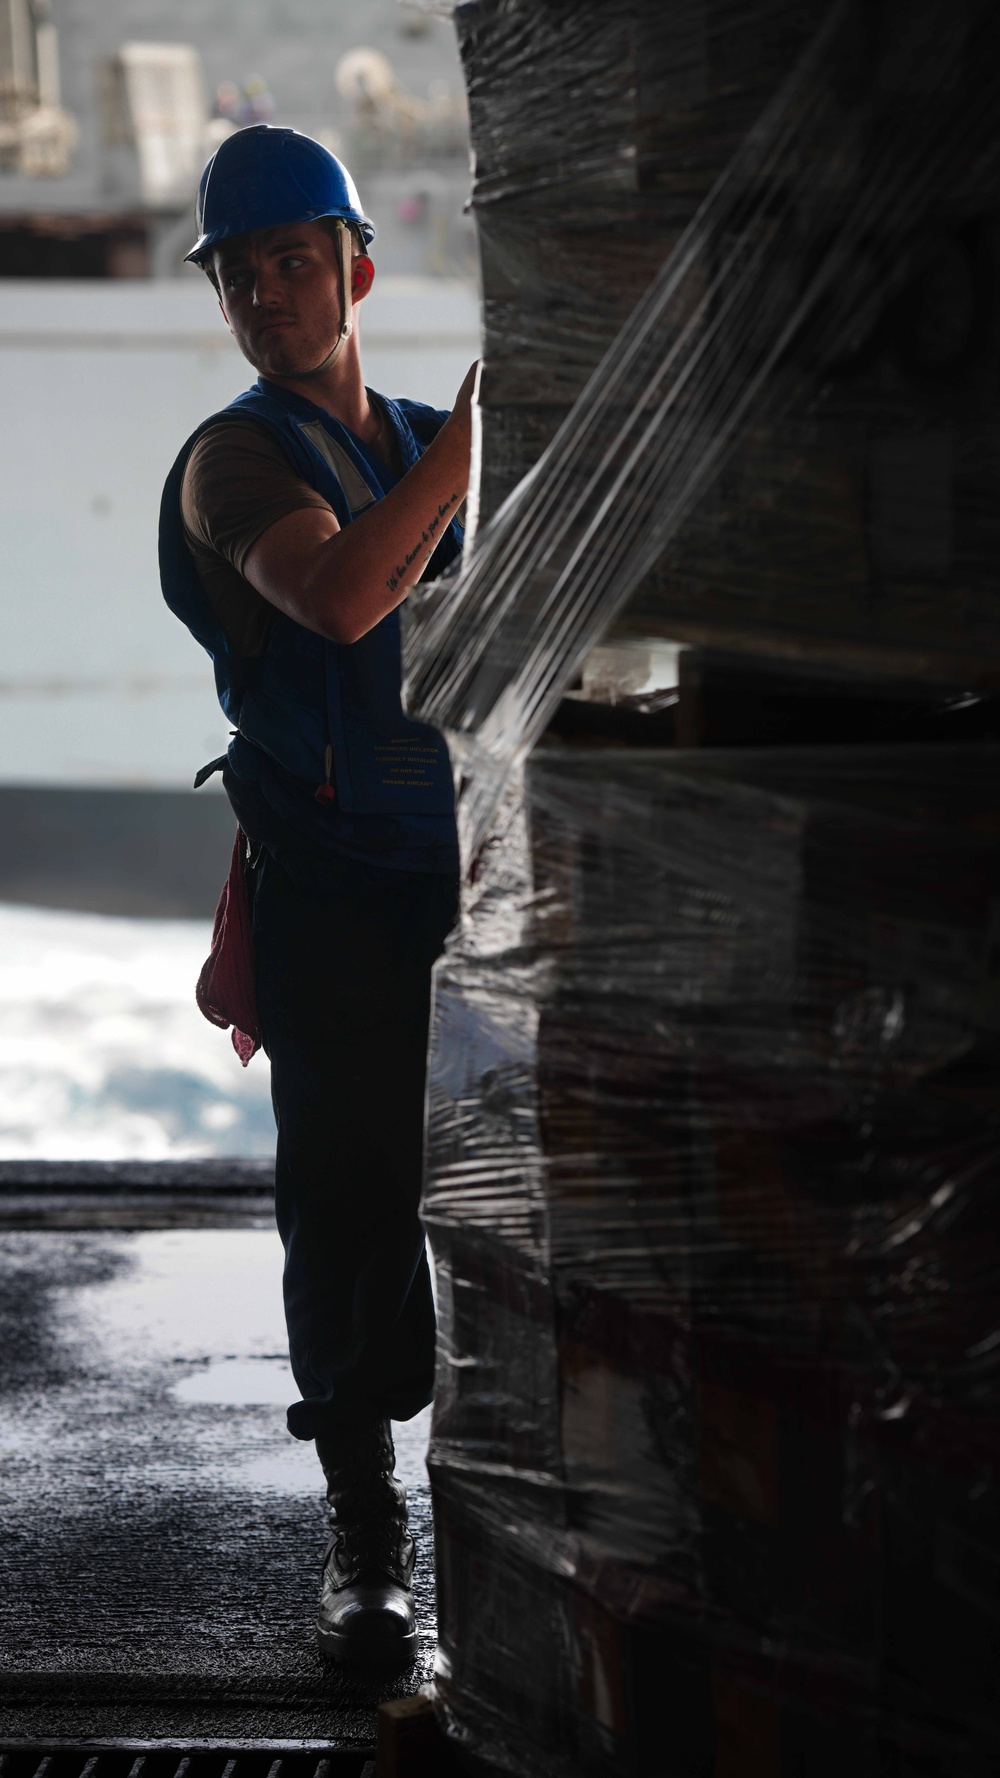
(314, 1417), (417, 1667)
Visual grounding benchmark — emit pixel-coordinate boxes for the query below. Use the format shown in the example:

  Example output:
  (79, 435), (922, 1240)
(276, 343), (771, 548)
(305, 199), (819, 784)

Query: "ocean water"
(0, 903), (275, 1160)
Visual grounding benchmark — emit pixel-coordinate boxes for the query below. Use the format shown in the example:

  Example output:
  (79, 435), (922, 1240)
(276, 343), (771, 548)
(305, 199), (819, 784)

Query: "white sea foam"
(0, 902), (274, 1159)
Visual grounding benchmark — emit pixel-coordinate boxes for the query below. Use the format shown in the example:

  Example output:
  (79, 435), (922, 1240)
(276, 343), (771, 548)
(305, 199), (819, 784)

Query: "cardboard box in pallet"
(429, 1237), (1000, 1776)
(450, 0), (1000, 684)
(432, 1461), (1000, 1778)
(427, 746), (1000, 1320)
(522, 740), (1000, 1036)
(423, 741), (1000, 1772)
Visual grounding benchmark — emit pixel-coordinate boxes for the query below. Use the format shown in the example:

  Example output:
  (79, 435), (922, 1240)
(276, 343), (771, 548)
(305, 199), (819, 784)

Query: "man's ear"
(352, 255), (375, 301)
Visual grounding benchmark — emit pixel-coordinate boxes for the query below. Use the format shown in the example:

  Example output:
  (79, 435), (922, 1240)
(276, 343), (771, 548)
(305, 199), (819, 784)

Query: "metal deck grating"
(0, 1750), (373, 1778)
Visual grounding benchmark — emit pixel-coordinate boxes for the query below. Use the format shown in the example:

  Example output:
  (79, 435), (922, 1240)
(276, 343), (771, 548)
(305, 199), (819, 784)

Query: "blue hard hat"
(185, 124), (375, 266)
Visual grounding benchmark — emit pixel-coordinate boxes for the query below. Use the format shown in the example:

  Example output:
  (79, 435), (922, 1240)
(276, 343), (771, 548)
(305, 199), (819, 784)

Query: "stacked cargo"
(404, 3), (1000, 1773)
(454, 0), (1000, 684)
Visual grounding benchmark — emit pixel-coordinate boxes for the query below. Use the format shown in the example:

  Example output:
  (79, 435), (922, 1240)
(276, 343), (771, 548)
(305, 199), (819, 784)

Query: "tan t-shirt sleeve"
(180, 419), (333, 656)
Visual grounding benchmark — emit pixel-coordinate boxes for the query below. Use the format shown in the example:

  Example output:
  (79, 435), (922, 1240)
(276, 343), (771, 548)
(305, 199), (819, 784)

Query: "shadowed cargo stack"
(421, 745), (1000, 1774)
(401, 0), (1000, 1772)
(453, 0), (1000, 688)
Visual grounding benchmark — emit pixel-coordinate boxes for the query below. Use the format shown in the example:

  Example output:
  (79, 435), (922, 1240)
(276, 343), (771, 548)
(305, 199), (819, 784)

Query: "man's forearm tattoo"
(386, 493), (460, 594)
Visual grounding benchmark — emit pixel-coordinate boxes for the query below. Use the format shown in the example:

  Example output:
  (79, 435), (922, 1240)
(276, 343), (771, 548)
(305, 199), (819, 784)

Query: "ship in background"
(0, 0), (479, 917)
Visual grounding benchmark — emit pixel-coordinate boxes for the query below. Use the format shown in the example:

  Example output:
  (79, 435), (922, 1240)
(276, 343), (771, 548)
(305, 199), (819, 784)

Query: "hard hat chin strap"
(315, 219), (355, 374)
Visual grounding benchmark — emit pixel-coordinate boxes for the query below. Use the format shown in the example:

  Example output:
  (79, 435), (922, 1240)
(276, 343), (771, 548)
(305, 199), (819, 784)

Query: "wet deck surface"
(0, 1221), (435, 1747)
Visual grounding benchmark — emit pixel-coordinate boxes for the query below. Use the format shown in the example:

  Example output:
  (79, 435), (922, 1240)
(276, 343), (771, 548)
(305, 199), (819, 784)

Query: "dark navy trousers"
(248, 845), (459, 1442)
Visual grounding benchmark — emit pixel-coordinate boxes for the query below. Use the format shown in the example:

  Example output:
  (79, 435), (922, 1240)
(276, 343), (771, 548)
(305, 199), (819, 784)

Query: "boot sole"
(317, 1624), (418, 1668)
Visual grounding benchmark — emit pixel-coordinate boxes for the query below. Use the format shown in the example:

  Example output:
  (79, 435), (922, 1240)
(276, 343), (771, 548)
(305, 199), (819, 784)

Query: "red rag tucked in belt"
(196, 827), (262, 1066)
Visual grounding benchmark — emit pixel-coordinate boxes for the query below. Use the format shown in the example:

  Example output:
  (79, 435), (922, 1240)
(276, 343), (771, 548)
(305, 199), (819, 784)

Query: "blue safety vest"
(158, 378), (461, 820)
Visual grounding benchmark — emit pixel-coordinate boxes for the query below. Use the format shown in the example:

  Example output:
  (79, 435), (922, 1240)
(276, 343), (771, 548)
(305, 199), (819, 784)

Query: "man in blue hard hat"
(159, 125), (476, 1668)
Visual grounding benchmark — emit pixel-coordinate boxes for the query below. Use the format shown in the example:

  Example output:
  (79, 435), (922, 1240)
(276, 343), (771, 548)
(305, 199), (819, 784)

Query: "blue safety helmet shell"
(185, 125), (375, 267)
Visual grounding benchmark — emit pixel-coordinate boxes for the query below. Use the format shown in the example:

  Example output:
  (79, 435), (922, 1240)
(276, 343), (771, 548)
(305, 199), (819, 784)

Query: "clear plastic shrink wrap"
(424, 745), (1000, 1775)
(400, 1), (1000, 1773)
(405, 0), (1000, 838)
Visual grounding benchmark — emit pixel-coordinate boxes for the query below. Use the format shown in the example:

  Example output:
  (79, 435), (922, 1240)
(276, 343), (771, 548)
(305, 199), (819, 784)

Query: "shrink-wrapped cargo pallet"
(465, 0), (1000, 684)
(422, 743), (1000, 1775)
(401, 2), (1000, 1772)
(406, 0), (1000, 784)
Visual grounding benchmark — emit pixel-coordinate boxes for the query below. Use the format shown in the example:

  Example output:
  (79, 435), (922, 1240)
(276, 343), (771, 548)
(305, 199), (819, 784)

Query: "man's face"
(213, 220), (370, 378)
